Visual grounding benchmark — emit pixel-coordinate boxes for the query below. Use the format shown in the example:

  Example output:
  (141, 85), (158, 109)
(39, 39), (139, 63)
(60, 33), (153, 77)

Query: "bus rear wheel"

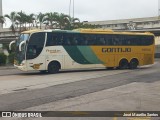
(119, 59), (128, 69)
(107, 67), (114, 70)
(129, 59), (138, 69)
(48, 61), (60, 74)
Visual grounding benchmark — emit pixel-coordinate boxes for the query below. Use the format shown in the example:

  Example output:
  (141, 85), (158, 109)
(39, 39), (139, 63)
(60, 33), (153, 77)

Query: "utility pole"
(158, 0), (160, 17)
(69, 0), (75, 19)
(69, 0), (71, 18)
(0, 0), (2, 29)
(69, 0), (75, 29)
(73, 0), (74, 19)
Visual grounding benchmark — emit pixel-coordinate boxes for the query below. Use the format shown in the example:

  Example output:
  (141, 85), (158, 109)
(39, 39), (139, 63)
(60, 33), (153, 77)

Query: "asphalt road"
(0, 61), (159, 111)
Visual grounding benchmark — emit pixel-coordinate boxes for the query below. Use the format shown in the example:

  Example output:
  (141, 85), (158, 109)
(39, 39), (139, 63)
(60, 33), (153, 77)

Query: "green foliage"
(8, 52), (15, 64)
(4, 11), (101, 32)
(3, 43), (9, 51)
(0, 53), (7, 65)
(79, 23), (100, 29)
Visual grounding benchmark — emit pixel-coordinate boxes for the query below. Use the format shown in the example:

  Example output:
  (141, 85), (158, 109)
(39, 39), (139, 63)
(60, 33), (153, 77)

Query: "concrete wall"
(88, 16), (160, 30)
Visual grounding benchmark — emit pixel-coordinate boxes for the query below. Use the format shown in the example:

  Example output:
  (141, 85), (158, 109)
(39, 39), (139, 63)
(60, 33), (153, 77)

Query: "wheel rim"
(48, 62), (59, 73)
(130, 60), (138, 69)
(119, 60), (128, 69)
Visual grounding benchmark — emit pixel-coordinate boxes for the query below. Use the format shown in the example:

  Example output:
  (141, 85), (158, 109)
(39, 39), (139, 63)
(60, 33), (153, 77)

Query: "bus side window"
(63, 34), (71, 46)
(80, 35), (88, 45)
(99, 37), (105, 45)
(127, 39), (131, 45)
(117, 35), (122, 45)
(56, 33), (63, 45)
(133, 36), (139, 45)
(81, 34), (92, 45)
(141, 36), (151, 45)
(46, 33), (53, 46)
(147, 36), (154, 45)
(105, 35), (112, 45)
(88, 35), (96, 45)
(126, 36), (135, 46)
(72, 35), (78, 45)
(112, 36), (119, 45)
(46, 33), (60, 46)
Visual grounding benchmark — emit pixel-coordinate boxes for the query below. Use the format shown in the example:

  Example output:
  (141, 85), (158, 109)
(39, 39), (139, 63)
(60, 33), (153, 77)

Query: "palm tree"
(71, 17), (80, 29)
(16, 11), (28, 31)
(0, 16), (5, 28)
(27, 13), (35, 29)
(37, 12), (45, 29)
(66, 16), (80, 30)
(4, 12), (17, 31)
(57, 13), (70, 29)
(44, 12), (58, 29)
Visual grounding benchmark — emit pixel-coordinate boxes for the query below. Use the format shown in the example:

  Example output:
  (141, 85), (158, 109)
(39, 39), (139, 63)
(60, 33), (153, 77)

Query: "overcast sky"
(2, 0), (159, 25)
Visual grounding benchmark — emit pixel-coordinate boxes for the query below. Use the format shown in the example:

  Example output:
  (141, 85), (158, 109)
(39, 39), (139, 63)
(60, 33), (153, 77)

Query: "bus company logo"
(2, 112), (11, 117)
(102, 48), (132, 53)
(46, 49), (61, 53)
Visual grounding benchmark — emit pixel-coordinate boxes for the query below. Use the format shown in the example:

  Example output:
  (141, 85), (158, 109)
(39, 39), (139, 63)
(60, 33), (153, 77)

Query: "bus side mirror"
(9, 41), (15, 50)
(19, 41), (26, 51)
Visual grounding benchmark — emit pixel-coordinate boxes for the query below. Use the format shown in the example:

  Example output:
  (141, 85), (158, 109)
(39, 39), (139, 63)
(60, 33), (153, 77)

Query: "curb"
(0, 66), (15, 70)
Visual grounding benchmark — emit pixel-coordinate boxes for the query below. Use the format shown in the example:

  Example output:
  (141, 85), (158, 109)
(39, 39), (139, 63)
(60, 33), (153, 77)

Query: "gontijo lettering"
(102, 48), (132, 53)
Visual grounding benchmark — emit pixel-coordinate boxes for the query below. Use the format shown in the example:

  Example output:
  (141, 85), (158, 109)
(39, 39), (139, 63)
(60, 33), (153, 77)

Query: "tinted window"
(46, 33), (63, 46)
(46, 32), (154, 46)
(26, 32), (45, 60)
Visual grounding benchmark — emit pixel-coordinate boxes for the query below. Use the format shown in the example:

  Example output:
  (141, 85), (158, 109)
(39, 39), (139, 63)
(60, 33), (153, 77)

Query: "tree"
(79, 23), (100, 29)
(4, 11), (99, 31)
(44, 12), (58, 29)
(27, 13), (35, 29)
(16, 11), (28, 31)
(70, 17), (80, 29)
(4, 12), (17, 32)
(37, 12), (45, 29)
(66, 16), (80, 30)
(57, 13), (70, 29)
(0, 16), (5, 28)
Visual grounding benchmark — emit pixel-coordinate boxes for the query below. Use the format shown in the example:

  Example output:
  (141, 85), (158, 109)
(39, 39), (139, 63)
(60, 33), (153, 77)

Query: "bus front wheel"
(48, 61), (60, 74)
(129, 59), (139, 69)
(119, 59), (128, 69)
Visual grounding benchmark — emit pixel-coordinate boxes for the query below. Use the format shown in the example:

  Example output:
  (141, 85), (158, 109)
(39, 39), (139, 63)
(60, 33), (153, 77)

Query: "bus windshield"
(15, 34), (30, 65)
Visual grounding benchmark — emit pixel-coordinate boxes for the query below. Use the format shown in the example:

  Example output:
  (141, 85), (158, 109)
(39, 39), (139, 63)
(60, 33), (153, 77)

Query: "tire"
(129, 59), (138, 69)
(39, 70), (47, 74)
(119, 59), (128, 69)
(107, 67), (114, 70)
(48, 62), (60, 74)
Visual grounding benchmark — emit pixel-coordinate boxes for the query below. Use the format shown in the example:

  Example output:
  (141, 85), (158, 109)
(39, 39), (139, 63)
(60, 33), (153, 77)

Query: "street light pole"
(69, 0), (71, 18)
(0, 0), (2, 29)
(73, 0), (74, 19)
(159, 0), (160, 16)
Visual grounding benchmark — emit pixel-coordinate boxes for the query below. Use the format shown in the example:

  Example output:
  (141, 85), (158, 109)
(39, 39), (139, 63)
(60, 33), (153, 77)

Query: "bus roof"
(21, 29), (43, 34)
(73, 29), (154, 36)
(21, 29), (154, 36)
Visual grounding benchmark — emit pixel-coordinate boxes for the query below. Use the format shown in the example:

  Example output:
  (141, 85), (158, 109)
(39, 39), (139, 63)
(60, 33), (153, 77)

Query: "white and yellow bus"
(9, 29), (155, 73)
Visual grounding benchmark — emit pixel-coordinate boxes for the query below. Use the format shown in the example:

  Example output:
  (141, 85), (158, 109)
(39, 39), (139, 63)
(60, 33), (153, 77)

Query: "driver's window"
(26, 32), (45, 60)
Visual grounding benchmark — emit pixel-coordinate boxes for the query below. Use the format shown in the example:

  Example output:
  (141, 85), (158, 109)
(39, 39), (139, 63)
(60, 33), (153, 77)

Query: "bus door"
(26, 32), (46, 71)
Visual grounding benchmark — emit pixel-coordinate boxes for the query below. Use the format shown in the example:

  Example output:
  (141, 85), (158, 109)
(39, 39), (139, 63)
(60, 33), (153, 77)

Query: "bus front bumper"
(14, 64), (28, 71)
